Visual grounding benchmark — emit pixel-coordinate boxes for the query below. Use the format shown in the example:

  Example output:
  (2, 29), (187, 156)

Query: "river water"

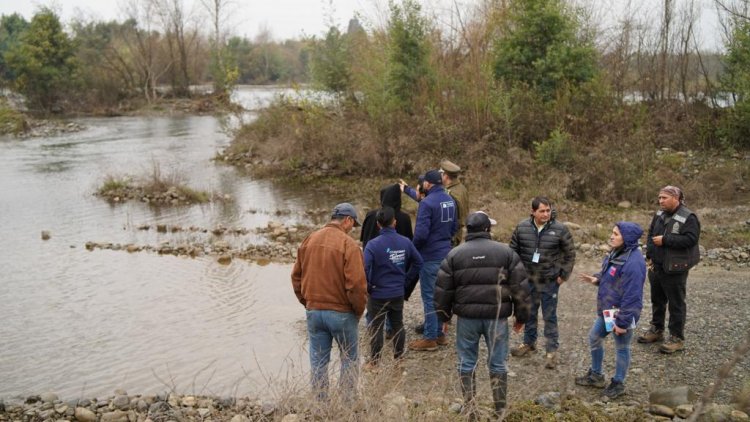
(0, 87), (341, 401)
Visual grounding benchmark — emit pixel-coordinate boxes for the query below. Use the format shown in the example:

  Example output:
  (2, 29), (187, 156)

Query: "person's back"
(294, 223), (367, 314)
(291, 203), (367, 401)
(413, 180), (457, 261)
(363, 207), (423, 367)
(436, 232), (528, 321)
(433, 211), (530, 417)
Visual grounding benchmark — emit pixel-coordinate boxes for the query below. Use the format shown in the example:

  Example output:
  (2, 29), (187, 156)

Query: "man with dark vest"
(440, 159), (469, 247)
(638, 186), (700, 354)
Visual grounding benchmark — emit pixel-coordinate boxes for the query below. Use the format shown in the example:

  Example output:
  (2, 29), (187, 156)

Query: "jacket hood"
(380, 184), (402, 212)
(616, 221), (643, 251)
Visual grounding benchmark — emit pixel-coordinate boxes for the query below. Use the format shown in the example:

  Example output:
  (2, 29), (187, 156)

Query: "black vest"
(655, 206), (700, 273)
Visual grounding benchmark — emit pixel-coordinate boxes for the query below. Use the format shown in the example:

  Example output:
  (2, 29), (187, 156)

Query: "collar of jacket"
(426, 185), (446, 196)
(324, 222), (347, 233)
(528, 216), (551, 230)
(378, 226), (396, 235)
(465, 231), (491, 241)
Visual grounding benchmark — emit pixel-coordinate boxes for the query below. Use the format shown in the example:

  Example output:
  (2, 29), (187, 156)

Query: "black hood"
(380, 184), (402, 212)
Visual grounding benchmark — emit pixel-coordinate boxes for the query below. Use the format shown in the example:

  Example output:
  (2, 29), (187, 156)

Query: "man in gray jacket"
(509, 197), (576, 369)
(435, 211), (530, 418)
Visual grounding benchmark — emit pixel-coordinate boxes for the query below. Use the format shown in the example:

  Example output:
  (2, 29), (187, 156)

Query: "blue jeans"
(306, 310), (359, 401)
(419, 260), (442, 340)
(456, 317), (509, 374)
(588, 316), (634, 383)
(524, 280), (560, 352)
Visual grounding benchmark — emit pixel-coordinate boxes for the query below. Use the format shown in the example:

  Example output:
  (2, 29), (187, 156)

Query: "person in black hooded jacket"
(360, 183), (413, 249)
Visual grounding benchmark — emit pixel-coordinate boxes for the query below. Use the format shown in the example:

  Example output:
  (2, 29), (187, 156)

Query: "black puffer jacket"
(509, 217), (576, 282)
(434, 232), (530, 322)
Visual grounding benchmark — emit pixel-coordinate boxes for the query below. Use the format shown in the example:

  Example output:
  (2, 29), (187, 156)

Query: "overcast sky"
(0, 0), (725, 50)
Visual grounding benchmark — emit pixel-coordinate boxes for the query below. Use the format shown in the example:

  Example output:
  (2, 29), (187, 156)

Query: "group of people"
(291, 167), (701, 416)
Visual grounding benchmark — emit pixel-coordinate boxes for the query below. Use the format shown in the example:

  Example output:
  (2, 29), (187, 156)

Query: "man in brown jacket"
(291, 202), (368, 401)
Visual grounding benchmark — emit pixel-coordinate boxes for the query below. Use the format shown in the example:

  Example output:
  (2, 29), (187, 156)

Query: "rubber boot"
(490, 372), (507, 417)
(459, 371), (477, 421)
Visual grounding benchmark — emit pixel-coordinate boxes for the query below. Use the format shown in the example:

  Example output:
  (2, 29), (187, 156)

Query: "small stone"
(617, 201), (632, 208)
(448, 403), (462, 413)
(261, 401), (276, 416)
(230, 415), (250, 422)
(41, 230), (51, 240)
(218, 254), (232, 265)
(732, 410), (750, 420)
(40, 392), (59, 403)
(198, 408), (211, 418)
(675, 404), (694, 418)
(74, 407), (97, 422)
(181, 396), (196, 407)
(100, 410), (129, 422)
(649, 404), (676, 418)
(112, 395), (130, 410)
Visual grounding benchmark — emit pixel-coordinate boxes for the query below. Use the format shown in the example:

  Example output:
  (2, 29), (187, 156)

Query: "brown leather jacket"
(291, 222), (367, 317)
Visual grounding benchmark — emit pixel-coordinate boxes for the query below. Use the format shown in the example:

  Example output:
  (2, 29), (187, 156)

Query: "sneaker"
(602, 380), (626, 399)
(637, 327), (664, 344)
(408, 338), (438, 351)
(544, 352), (557, 369)
(659, 336), (684, 354)
(414, 323), (425, 335)
(575, 369), (606, 388)
(436, 336), (449, 346)
(510, 343), (536, 357)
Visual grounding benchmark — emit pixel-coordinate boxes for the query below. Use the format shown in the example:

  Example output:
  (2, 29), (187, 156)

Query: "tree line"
(225, 0), (750, 205)
(0, 2), (312, 113)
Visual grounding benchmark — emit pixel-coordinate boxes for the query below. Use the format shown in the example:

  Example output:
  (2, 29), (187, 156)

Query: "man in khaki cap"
(441, 159), (469, 247)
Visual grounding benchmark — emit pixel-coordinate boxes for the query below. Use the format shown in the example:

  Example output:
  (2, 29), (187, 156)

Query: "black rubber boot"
(459, 371), (477, 421)
(490, 372), (507, 416)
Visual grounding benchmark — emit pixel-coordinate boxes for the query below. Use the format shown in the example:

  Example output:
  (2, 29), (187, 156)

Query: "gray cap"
(332, 202), (361, 226)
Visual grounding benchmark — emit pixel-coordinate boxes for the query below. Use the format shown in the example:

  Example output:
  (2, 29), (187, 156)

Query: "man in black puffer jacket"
(435, 211), (530, 418)
(509, 196), (576, 370)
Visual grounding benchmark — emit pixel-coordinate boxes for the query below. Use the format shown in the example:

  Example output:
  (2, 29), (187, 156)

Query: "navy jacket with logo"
(364, 227), (423, 300)
(412, 185), (457, 262)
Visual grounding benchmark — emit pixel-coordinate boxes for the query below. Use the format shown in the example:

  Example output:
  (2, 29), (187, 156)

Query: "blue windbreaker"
(412, 186), (457, 261)
(595, 221), (647, 330)
(364, 227), (424, 300)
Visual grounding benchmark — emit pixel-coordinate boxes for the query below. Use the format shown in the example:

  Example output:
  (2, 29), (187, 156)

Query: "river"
(0, 86), (341, 401)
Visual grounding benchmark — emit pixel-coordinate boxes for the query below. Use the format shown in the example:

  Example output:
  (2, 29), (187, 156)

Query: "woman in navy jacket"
(575, 221), (647, 399)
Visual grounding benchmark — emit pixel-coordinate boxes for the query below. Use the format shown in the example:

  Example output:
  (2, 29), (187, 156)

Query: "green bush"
(534, 129), (573, 168)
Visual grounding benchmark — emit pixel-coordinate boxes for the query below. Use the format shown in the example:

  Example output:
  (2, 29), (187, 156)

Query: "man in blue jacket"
(408, 169), (457, 351)
(364, 207), (423, 368)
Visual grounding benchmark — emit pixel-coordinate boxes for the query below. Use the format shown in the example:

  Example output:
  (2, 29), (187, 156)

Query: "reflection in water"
(0, 88), (335, 400)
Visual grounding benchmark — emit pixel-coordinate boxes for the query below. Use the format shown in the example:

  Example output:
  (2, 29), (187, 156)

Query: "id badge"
(532, 252), (541, 263)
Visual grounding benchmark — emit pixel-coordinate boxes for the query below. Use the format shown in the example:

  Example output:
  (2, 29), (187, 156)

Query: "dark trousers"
(648, 269), (688, 339)
(367, 297), (405, 362)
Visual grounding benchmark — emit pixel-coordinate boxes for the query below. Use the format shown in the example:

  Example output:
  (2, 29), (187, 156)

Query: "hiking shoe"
(602, 380), (626, 399)
(408, 338), (438, 351)
(544, 352), (557, 369)
(637, 327), (664, 344)
(575, 369), (606, 388)
(510, 343), (536, 357)
(436, 335), (449, 346)
(414, 323), (425, 335)
(659, 336), (684, 354)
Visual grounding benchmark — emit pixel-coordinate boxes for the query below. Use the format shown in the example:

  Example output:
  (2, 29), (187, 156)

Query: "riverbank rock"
(650, 386), (695, 408)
